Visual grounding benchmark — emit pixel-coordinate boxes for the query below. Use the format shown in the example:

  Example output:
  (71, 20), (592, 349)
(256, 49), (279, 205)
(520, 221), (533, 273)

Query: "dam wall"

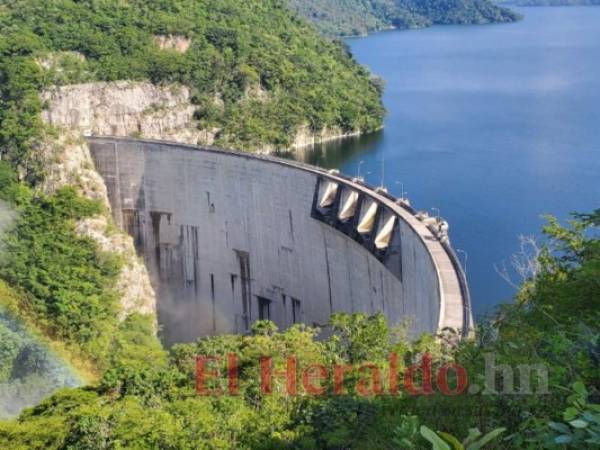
(88, 137), (469, 345)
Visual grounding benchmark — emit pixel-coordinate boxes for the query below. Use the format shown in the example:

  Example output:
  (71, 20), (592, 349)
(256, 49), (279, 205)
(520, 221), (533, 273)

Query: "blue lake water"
(295, 7), (600, 317)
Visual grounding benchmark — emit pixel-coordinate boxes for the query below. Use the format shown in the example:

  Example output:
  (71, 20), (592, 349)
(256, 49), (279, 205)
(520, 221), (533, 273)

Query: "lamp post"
(457, 249), (468, 279)
(456, 248), (471, 331)
(395, 181), (407, 200)
(357, 160), (365, 178)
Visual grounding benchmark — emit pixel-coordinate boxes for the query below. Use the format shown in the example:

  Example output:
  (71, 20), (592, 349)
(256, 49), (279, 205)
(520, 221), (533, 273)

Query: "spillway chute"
(338, 189), (359, 221)
(374, 214), (397, 250)
(357, 199), (378, 234)
(318, 181), (339, 208)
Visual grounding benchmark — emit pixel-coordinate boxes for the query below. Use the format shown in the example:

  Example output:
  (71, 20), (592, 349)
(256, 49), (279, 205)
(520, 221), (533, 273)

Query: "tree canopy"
(288, 0), (521, 36)
(0, 209), (598, 448)
(0, 0), (385, 179)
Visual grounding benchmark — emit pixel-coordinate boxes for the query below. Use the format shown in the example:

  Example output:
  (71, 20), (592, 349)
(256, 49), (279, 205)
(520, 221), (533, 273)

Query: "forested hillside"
(0, 0), (385, 177)
(288, 0), (521, 36)
(0, 0), (385, 417)
(0, 210), (598, 448)
(0, 0), (598, 447)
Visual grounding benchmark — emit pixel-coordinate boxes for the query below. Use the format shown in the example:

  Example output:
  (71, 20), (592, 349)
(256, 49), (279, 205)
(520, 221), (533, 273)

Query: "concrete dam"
(88, 137), (472, 345)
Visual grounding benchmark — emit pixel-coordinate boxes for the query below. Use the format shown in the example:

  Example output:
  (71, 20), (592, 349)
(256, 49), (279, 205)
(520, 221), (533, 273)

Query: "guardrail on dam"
(88, 137), (472, 345)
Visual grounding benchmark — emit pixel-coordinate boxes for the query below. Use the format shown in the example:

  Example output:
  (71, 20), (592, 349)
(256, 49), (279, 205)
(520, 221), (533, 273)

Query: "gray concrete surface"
(88, 137), (470, 345)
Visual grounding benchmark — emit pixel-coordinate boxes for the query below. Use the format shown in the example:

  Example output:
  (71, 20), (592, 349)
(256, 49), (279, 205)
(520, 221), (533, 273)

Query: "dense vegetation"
(0, 160), (166, 415)
(0, 280), (82, 418)
(0, 0), (597, 447)
(0, 160), (164, 389)
(288, 0), (521, 36)
(0, 0), (385, 180)
(0, 162), (123, 365)
(0, 209), (597, 448)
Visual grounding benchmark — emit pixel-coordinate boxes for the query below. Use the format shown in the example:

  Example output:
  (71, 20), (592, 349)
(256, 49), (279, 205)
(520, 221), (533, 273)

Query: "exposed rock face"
(38, 132), (109, 207)
(36, 51), (86, 71)
(39, 81), (225, 324)
(37, 128), (157, 322)
(292, 124), (360, 148)
(153, 35), (192, 53)
(244, 84), (269, 102)
(41, 81), (358, 152)
(75, 216), (155, 317)
(38, 79), (365, 323)
(41, 81), (217, 146)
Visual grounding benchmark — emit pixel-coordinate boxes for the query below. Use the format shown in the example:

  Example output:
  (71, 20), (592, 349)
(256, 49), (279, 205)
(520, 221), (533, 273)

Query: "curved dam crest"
(87, 137), (470, 345)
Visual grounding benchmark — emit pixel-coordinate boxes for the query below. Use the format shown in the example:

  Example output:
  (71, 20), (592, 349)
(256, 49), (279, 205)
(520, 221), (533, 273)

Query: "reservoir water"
(294, 7), (600, 316)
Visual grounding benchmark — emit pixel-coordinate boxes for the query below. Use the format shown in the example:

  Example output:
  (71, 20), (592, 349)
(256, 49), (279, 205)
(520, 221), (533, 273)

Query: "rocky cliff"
(38, 129), (157, 319)
(38, 79), (363, 321)
(41, 81), (357, 152)
(38, 84), (167, 320)
(41, 81), (216, 146)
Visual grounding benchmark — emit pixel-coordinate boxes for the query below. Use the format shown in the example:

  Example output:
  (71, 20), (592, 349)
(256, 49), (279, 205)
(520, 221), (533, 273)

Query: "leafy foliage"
(0, 0), (385, 179)
(540, 382), (600, 448)
(421, 425), (506, 450)
(4, 3), (597, 447)
(0, 168), (164, 411)
(0, 162), (121, 366)
(393, 414), (422, 448)
(0, 281), (82, 419)
(288, 0), (521, 36)
(1, 152), (598, 449)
